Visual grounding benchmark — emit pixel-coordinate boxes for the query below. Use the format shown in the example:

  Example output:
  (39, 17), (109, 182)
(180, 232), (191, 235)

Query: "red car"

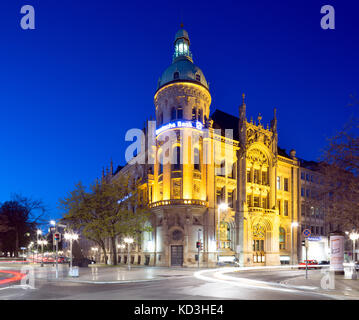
(298, 260), (320, 269)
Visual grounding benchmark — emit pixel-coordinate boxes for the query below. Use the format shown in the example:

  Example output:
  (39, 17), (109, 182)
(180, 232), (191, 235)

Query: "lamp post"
(36, 229), (42, 263)
(38, 239), (48, 267)
(291, 222), (299, 266)
(217, 203), (228, 264)
(64, 232), (79, 274)
(28, 242), (34, 262)
(124, 237), (134, 270)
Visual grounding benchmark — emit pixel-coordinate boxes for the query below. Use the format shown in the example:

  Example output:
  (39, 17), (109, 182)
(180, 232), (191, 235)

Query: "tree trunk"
(15, 231), (19, 257)
(100, 243), (107, 264)
(111, 236), (118, 265)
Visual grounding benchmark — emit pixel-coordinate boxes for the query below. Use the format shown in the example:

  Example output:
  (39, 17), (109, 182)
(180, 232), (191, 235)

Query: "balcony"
(149, 199), (208, 208)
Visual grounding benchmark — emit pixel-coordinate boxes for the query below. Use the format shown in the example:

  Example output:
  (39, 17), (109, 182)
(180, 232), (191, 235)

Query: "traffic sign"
(303, 229), (311, 237)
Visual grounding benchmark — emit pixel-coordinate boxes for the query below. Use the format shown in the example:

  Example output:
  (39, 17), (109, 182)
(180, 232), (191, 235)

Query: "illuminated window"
(254, 170), (260, 183)
(253, 197), (260, 207)
(194, 148), (200, 171)
(172, 146), (181, 171)
(172, 179), (181, 199)
(253, 224), (265, 263)
(277, 176), (281, 190)
(279, 227), (286, 250)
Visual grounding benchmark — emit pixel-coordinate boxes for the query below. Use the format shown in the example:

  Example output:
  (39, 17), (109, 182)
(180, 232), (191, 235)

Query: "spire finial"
(180, 22), (184, 28)
(242, 93), (246, 105)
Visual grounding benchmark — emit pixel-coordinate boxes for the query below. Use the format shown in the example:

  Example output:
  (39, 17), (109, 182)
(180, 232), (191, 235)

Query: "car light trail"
(0, 270), (26, 285)
(193, 265), (313, 294)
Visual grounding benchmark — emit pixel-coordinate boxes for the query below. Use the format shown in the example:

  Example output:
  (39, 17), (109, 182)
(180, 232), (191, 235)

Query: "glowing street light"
(38, 239), (48, 267)
(64, 232), (79, 275)
(124, 237), (134, 270)
(217, 203), (228, 264)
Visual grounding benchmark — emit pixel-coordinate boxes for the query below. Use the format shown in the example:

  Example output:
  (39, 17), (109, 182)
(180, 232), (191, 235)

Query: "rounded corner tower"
(154, 27), (212, 128)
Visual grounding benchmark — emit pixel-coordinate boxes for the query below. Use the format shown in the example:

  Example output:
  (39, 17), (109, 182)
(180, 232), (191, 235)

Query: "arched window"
(194, 148), (200, 171)
(279, 227), (286, 250)
(177, 108), (183, 119)
(171, 107), (176, 120)
(172, 146), (181, 171)
(159, 113), (163, 125)
(173, 71), (179, 80)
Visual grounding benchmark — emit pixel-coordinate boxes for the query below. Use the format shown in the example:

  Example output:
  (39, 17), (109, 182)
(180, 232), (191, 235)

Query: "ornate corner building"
(111, 27), (306, 267)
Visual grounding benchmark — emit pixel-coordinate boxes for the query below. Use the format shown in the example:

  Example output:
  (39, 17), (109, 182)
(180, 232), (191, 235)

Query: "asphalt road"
(0, 267), (337, 300)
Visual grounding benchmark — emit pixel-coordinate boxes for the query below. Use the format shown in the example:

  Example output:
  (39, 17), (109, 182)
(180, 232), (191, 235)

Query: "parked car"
(318, 260), (330, 267)
(72, 258), (96, 267)
(298, 260), (320, 269)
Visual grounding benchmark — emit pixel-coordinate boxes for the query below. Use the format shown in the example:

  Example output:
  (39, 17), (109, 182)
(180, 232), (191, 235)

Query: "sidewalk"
(281, 270), (359, 299)
(33, 264), (198, 284)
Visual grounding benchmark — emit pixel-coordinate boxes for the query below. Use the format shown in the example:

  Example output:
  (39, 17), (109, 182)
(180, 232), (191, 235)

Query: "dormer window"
(173, 71), (179, 80)
(196, 74), (201, 81)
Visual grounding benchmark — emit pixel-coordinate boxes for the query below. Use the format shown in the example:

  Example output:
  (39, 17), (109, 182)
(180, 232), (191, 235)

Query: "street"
(0, 263), (348, 300)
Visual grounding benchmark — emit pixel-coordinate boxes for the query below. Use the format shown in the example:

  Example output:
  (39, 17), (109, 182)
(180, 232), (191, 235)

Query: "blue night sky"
(0, 0), (358, 220)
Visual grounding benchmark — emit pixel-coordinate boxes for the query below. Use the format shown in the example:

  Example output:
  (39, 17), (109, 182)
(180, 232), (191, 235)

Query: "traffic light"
(196, 241), (201, 249)
(54, 232), (61, 242)
(302, 240), (305, 246)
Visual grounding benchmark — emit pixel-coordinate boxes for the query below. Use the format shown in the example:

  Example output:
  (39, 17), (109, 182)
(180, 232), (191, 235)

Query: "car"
(318, 260), (330, 267)
(72, 258), (96, 267)
(298, 260), (320, 269)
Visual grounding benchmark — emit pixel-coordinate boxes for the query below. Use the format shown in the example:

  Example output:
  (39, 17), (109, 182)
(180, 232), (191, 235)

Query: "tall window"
(173, 71), (179, 79)
(194, 148), (200, 171)
(262, 171), (267, 185)
(277, 176), (281, 190)
(159, 152), (163, 175)
(277, 200), (281, 214)
(254, 170), (260, 184)
(253, 196), (260, 207)
(172, 146), (181, 171)
(279, 227), (286, 250)
(284, 178), (289, 191)
(284, 200), (289, 216)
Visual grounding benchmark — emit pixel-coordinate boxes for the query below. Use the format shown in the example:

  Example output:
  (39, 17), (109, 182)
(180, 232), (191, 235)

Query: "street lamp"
(38, 239), (48, 267)
(217, 203), (228, 264)
(291, 222), (299, 266)
(64, 232), (79, 275)
(36, 229), (42, 263)
(124, 237), (134, 270)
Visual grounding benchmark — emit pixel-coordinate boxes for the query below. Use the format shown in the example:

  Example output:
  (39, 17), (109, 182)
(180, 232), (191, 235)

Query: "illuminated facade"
(113, 27), (303, 267)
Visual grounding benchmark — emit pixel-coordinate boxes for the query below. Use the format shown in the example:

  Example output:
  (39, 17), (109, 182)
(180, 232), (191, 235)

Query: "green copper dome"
(156, 28), (209, 91)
